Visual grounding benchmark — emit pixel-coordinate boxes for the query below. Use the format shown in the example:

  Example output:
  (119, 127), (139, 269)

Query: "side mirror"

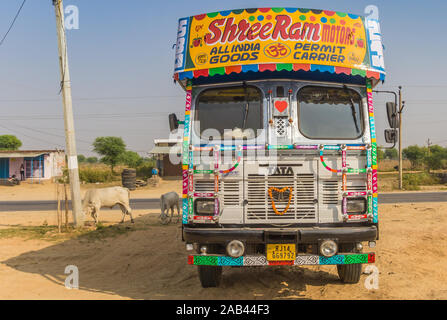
(169, 113), (179, 132)
(384, 129), (397, 144)
(386, 102), (398, 128)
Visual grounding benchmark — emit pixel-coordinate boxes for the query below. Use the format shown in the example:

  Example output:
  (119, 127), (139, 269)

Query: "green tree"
(92, 137), (126, 172)
(77, 154), (86, 163)
(86, 156), (98, 164)
(403, 145), (426, 169)
(0, 135), (22, 150)
(118, 151), (143, 168)
(425, 154), (443, 172)
(425, 145), (446, 172)
(377, 146), (385, 161)
(384, 148), (398, 160)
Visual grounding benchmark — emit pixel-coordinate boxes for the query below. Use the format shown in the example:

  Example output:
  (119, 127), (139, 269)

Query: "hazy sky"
(0, 0), (446, 156)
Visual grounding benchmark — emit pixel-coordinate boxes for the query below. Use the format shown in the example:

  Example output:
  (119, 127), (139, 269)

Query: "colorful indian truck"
(170, 7), (386, 287)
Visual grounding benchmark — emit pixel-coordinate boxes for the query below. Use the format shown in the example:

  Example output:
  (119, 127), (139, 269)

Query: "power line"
(0, 122), (64, 148)
(382, 84), (447, 88)
(8, 122), (92, 144)
(0, 0), (27, 47)
(2, 96), (447, 104)
(0, 122), (93, 153)
(0, 95), (185, 102)
(0, 111), (178, 120)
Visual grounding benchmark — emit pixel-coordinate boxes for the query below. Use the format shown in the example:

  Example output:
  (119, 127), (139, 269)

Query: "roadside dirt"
(1, 203), (447, 300)
(2, 178), (445, 204)
(0, 179), (182, 201)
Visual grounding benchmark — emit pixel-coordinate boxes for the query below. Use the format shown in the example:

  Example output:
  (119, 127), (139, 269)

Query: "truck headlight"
(226, 240), (245, 258)
(194, 199), (215, 215)
(347, 198), (367, 214)
(320, 240), (338, 257)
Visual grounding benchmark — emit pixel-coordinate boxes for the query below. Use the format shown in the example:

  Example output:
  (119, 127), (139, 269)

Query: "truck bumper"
(187, 252), (375, 266)
(183, 225), (378, 244)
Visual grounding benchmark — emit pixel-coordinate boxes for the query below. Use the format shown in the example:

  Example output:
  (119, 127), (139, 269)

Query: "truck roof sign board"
(174, 8), (385, 81)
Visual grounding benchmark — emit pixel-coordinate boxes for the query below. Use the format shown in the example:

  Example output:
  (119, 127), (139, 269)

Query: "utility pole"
(427, 138), (432, 156)
(399, 86), (405, 190)
(398, 86), (403, 190)
(53, 0), (83, 227)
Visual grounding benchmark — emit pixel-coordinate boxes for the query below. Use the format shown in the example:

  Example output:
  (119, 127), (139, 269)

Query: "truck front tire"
(337, 263), (362, 283)
(198, 265), (222, 288)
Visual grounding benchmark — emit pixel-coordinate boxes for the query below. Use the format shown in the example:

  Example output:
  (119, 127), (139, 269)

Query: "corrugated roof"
(149, 146), (181, 155)
(0, 150), (64, 158)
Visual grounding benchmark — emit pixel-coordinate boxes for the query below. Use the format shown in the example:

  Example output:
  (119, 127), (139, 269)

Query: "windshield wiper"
(242, 83), (249, 130)
(343, 85), (360, 133)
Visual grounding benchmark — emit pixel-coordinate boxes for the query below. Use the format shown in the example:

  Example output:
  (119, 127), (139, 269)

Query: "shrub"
(118, 151), (143, 168)
(136, 162), (154, 179)
(78, 167), (114, 183)
(403, 145), (426, 169)
(86, 157), (98, 164)
(402, 172), (440, 190)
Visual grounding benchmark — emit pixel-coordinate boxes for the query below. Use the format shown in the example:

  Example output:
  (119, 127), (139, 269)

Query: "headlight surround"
(320, 240), (338, 257)
(346, 198), (367, 214)
(194, 199), (215, 216)
(226, 240), (245, 258)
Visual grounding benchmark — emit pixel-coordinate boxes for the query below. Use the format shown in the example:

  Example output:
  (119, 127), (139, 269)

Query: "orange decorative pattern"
(268, 187), (293, 215)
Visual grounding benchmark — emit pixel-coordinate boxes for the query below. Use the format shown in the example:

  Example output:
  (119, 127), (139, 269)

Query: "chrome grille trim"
(245, 173), (317, 223)
(322, 180), (339, 205)
(193, 179), (241, 207)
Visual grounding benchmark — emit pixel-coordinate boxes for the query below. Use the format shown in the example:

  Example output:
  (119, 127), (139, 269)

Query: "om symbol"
(264, 42), (291, 59)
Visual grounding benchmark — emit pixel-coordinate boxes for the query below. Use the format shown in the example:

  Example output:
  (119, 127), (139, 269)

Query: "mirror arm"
(384, 137), (397, 150)
(382, 130), (397, 150)
(373, 89), (398, 125)
(372, 89), (398, 150)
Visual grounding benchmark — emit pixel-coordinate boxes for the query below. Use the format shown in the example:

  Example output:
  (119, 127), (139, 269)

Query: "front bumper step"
(183, 226), (378, 243)
(188, 253), (375, 266)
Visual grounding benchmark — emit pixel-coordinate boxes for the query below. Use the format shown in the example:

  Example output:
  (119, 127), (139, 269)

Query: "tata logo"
(269, 166), (294, 176)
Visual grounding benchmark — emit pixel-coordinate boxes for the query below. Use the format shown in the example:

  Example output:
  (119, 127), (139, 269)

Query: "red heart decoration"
(274, 100), (288, 113)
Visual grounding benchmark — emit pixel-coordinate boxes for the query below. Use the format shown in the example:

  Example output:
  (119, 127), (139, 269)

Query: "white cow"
(160, 191), (180, 224)
(82, 186), (134, 224)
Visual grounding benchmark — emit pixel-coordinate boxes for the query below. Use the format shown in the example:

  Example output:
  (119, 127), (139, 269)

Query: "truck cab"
(172, 7), (386, 287)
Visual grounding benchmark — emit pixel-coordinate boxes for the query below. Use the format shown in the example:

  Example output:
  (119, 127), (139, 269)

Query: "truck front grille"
(245, 173), (317, 223)
(194, 179), (241, 207)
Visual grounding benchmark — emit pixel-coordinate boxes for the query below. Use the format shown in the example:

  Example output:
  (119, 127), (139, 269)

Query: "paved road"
(0, 198), (161, 212)
(378, 192), (447, 204)
(1, 192), (447, 212)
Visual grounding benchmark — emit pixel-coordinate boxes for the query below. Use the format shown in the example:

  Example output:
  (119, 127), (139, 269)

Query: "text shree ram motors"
(200, 16), (361, 65)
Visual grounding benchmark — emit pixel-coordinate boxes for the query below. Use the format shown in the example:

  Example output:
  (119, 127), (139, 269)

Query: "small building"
(149, 139), (182, 178)
(0, 149), (65, 182)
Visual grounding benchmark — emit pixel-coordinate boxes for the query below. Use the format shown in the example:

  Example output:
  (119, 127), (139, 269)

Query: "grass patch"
(0, 225), (62, 241)
(79, 167), (115, 183)
(402, 172), (441, 190)
(76, 223), (136, 242)
(0, 223), (148, 242)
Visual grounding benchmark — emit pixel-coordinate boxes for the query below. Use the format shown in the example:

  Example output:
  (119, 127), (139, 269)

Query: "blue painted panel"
(0, 158), (10, 178)
(319, 255), (345, 265)
(218, 256), (243, 266)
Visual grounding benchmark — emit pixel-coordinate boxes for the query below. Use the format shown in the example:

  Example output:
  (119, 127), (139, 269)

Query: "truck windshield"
(297, 86), (363, 140)
(195, 86), (263, 140)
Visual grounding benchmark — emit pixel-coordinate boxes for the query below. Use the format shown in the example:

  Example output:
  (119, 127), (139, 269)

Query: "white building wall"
(9, 157), (24, 178)
(8, 152), (65, 180)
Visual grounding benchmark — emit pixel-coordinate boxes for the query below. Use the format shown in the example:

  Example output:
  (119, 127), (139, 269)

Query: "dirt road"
(1, 202), (447, 300)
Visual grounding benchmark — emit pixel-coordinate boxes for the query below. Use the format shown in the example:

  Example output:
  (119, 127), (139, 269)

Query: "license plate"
(266, 244), (296, 261)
